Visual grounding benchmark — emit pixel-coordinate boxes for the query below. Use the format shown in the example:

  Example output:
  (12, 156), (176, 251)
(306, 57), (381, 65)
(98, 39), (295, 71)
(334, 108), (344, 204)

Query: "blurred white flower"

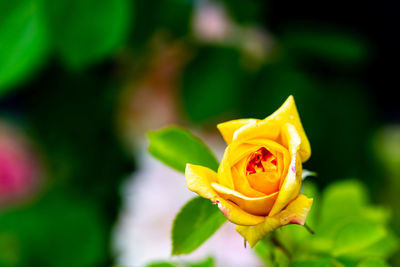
(192, 1), (275, 66)
(113, 136), (263, 267)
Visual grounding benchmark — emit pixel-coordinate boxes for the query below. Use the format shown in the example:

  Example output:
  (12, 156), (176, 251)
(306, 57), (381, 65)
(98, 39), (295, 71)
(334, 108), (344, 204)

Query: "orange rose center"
(246, 147), (277, 175)
(246, 147), (281, 195)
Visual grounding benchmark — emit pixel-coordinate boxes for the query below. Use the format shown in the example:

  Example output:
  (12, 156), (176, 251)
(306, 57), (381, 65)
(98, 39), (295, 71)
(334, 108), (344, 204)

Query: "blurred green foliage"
(254, 180), (398, 266)
(281, 26), (369, 66)
(0, 0), (48, 94)
(182, 47), (245, 123)
(42, 0), (132, 69)
(0, 191), (107, 267)
(0, 67), (134, 266)
(0, 0), (132, 93)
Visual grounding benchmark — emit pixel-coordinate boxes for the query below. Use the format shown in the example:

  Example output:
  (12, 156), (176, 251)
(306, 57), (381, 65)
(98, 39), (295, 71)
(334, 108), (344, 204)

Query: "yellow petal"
(228, 143), (257, 166)
(217, 119), (259, 144)
(236, 194), (313, 247)
(266, 95), (311, 162)
(185, 163), (218, 200)
(232, 166), (266, 197)
(246, 172), (280, 195)
(185, 164), (265, 226)
(217, 145), (235, 189)
(211, 182), (278, 216)
(281, 122), (302, 156)
(231, 119), (281, 145)
(216, 197), (266, 226)
(269, 123), (303, 216)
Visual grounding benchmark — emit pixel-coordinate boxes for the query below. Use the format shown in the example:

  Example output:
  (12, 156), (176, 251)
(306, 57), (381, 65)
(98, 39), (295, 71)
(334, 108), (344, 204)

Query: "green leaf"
(254, 238), (273, 266)
(332, 221), (386, 257)
(254, 236), (292, 267)
(187, 257), (214, 267)
(316, 180), (389, 250)
(362, 206), (391, 225)
(43, 0), (132, 69)
(352, 231), (398, 259)
(145, 257), (214, 267)
(0, 0), (48, 95)
(148, 126), (219, 173)
(357, 258), (390, 267)
(291, 258), (344, 267)
(320, 180), (368, 225)
(146, 262), (176, 267)
(301, 181), (319, 228)
(172, 197), (226, 255)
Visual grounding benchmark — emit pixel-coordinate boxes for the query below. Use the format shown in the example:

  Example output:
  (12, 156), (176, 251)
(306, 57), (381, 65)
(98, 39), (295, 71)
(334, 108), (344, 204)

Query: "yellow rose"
(185, 96), (313, 247)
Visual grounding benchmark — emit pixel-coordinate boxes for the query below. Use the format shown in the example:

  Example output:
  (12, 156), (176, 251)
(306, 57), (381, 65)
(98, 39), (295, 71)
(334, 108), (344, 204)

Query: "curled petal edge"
(236, 193), (313, 247)
(217, 119), (259, 145)
(222, 96), (311, 162)
(217, 145), (235, 189)
(211, 182), (278, 216)
(269, 123), (303, 216)
(266, 95), (311, 162)
(185, 164), (265, 226)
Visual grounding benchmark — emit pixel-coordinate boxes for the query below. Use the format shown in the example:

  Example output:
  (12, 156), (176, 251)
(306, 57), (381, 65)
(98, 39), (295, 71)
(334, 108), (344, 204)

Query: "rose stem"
(270, 234), (292, 262)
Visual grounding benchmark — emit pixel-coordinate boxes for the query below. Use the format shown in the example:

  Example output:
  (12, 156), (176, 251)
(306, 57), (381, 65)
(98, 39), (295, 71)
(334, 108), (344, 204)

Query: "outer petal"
(211, 182), (278, 216)
(232, 119), (281, 145)
(269, 123), (303, 216)
(217, 119), (259, 145)
(217, 146), (235, 189)
(236, 194), (313, 247)
(185, 164), (265, 226)
(266, 95), (311, 162)
(185, 163), (218, 200)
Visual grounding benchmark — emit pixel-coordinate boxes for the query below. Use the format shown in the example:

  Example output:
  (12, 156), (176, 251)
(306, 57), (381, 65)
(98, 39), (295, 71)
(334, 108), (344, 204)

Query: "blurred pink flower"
(0, 121), (41, 206)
